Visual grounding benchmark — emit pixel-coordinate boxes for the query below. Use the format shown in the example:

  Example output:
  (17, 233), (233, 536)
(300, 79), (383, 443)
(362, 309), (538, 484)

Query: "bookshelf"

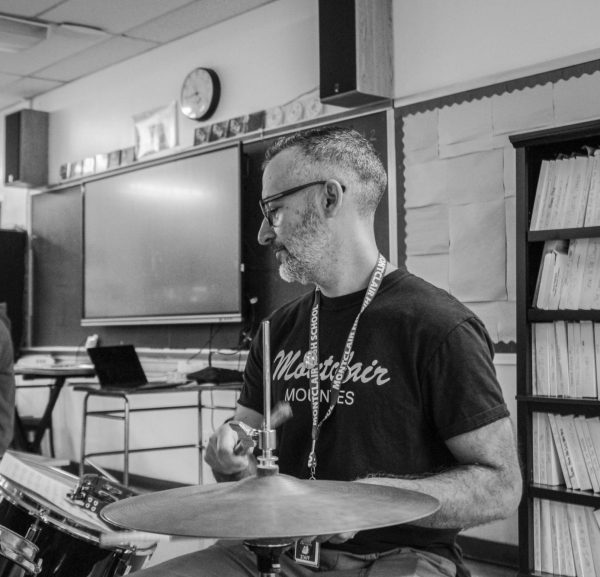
(511, 120), (600, 577)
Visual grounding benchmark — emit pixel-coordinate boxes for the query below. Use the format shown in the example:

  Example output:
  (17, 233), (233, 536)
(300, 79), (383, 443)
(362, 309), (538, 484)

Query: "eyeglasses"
(259, 180), (345, 226)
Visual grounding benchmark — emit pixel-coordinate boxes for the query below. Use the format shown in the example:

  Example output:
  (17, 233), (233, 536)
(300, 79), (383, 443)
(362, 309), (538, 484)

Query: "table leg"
(31, 376), (66, 455)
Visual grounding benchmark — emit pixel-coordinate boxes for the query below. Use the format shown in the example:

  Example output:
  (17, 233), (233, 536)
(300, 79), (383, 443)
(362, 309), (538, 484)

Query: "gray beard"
(278, 207), (332, 285)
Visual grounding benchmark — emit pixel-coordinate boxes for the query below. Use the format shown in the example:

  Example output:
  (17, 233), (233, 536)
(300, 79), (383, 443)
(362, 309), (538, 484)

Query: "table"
(14, 366), (96, 455)
(73, 382), (242, 486)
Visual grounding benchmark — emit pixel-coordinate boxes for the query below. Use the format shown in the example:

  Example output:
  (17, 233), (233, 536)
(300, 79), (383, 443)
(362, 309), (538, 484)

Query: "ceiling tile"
(40, 0), (194, 34)
(0, 0), (64, 18)
(128, 0), (275, 43)
(0, 71), (19, 88)
(37, 35), (157, 81)
(0, 26), (107, 75)
(0, 0), (274, 104)
(2, 76), (64, 99)
(0, 93), (23, 110)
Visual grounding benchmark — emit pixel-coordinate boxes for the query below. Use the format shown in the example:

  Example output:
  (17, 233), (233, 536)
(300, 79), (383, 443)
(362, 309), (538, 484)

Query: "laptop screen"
(87, 345), (148, 388)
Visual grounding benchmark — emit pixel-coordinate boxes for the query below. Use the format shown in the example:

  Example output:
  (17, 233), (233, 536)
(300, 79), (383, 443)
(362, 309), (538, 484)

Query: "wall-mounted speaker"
(0, 229), (26, 357)
(4, 109), (48, 188)
(318, 0), (393, 108)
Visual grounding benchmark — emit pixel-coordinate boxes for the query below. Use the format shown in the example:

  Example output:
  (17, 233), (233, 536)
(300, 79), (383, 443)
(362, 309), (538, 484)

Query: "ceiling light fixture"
(55, 22), (109, 38)
(0, 15), (49, 53)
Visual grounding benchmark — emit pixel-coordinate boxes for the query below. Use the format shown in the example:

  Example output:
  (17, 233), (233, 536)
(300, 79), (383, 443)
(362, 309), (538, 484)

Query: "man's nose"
(257, 217), (275, 246)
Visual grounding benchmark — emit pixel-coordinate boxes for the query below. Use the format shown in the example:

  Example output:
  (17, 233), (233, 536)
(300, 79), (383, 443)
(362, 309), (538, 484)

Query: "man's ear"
(322, 179), (344, 216)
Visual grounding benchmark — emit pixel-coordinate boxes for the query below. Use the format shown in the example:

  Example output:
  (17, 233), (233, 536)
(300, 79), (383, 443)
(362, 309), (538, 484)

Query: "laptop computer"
(87, 345), (184, 391)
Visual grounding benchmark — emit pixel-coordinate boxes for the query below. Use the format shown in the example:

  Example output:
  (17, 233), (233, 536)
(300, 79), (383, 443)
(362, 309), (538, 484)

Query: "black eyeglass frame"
(259, 180), (345, 225)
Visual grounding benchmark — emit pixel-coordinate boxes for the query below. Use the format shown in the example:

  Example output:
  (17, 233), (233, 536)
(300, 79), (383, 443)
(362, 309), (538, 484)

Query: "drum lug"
(25, 516), (43, 542)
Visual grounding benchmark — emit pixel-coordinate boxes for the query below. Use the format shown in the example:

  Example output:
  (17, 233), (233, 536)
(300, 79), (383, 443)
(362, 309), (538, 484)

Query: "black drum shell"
(0, 476), (153, 576)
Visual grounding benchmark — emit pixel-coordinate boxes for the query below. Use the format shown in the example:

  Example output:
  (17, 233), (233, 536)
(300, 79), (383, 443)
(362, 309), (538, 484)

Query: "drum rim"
(0, 476), (155, 557)
(0, 476), (147, 551)
(0, 525), (40, 574)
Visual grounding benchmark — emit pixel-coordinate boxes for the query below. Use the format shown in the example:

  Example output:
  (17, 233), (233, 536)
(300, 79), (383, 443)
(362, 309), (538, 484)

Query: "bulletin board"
(395, 58), (600, 353)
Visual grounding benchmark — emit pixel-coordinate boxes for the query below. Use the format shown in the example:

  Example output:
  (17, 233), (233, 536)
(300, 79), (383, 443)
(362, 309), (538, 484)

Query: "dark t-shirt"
(239, 268), (509, 570)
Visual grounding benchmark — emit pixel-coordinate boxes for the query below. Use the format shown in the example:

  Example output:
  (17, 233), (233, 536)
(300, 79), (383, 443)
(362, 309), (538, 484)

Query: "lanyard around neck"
(305, 253), (387, 479)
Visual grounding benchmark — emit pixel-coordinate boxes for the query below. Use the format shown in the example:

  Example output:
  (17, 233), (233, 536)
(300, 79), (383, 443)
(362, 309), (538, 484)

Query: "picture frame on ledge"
(133, 101), (178, 160)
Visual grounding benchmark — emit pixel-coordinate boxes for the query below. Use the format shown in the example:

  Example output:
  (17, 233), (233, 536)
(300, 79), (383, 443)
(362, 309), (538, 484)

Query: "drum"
(0, 525), (39, 576)
(0, 475), (155, 576)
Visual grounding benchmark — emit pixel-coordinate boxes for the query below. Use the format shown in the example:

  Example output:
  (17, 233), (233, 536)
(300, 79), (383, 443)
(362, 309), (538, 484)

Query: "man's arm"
(360, 416), (523, 529)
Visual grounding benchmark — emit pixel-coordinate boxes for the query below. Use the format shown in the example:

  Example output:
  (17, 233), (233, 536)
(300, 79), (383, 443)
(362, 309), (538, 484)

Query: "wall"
(394, 0), (600, 102)
(0, 0), (320, 224)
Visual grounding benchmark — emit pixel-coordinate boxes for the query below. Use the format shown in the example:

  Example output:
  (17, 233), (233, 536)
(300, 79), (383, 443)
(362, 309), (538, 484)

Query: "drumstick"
(231, 401), (293, 455)
(99, 530), (170, 548)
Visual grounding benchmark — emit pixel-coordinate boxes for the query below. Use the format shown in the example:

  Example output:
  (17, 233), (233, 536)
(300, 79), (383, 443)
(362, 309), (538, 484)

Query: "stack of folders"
(531, 321), (600, 399)
(533, 413), (600, 576)
(533, 239), (600, 311)
(533, 497), (600, 577)
(530, 153), (600, 231)
(533, 413), (600, 492)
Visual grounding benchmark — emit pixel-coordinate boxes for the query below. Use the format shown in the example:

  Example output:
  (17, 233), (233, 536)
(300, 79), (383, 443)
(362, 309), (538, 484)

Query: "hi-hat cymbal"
(101, 473), (439, 540)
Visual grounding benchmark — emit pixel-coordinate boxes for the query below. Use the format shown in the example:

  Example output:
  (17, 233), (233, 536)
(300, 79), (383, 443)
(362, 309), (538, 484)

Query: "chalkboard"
(30, 111), (390, 349)
(31, 186), (241, 349)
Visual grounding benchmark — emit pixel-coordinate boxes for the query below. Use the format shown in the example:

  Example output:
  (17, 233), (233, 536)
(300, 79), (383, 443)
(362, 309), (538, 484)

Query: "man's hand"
(204, 403), (292, 482)
(204, 420), (255, 479)
(204, 405), (263, 482)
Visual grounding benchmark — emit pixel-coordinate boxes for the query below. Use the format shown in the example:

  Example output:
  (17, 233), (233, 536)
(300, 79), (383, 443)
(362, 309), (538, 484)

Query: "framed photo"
(133, 101), (178, 159)
(70, 160), (83, 179)
(193, 126), (211, 146)
(208, 121), (228, 142)
(107, 150), (122, 169)
(59, 163), (71, 180)
(95, 153), (109, 173)
(120, 146), (136, 165)
(227, 115), (249, 138)
(82, 157), (95, 176)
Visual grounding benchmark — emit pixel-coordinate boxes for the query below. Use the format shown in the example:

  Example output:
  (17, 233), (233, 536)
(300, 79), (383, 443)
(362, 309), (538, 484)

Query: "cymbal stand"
(244, 321), (294, 576)
(255, 320), (278, 476)
(244, 539), (295, 577)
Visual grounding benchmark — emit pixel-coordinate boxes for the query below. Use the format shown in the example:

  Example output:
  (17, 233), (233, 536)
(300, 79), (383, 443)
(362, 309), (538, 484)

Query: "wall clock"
(180, 67), (221, 121)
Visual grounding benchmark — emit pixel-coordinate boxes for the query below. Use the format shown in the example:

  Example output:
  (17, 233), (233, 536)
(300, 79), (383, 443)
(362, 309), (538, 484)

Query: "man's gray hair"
(263, 126), (387, 215)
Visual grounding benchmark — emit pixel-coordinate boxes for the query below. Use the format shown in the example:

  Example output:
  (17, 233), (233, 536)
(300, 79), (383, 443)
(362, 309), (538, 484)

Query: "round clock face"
(180, 67), (220, 121)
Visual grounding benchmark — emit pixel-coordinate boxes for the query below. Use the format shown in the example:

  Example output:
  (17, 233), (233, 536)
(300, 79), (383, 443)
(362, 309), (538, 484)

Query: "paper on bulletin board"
(445, 149), (504, 205)
(404, 160), (447, 208)
(467, 301), (516, 344)
(405, 204), (449, 256)
(439, 98), (492, 146)
(406, 253), (449, 293)
(448, 198), (507, 302)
